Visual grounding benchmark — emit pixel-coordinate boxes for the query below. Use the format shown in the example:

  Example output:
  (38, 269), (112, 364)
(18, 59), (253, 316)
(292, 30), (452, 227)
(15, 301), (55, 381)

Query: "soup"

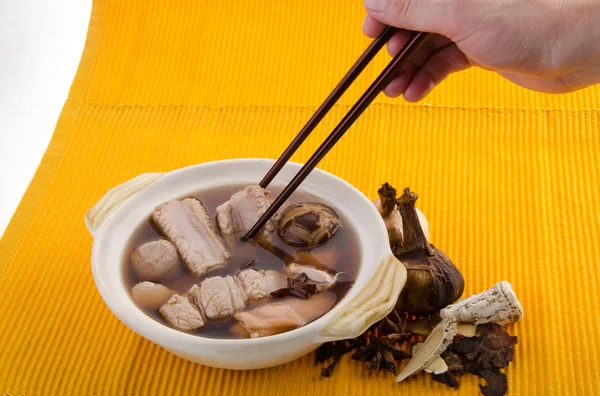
(123, 183), (361, 339)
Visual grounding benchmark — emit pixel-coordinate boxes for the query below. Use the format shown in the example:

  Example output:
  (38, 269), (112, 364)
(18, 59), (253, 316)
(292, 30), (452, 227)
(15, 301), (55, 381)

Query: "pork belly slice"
(200, 276), (247, 320)
(153, 198), (230, 277)
(159, 294), (205, 331)
(237, 269), (287, 301)
(216, 185), (277, 237)
(232, 292), (336, 338)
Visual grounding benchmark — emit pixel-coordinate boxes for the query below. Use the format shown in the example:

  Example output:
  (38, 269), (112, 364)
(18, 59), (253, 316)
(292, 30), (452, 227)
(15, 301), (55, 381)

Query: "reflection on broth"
(123, 184), (360, 339)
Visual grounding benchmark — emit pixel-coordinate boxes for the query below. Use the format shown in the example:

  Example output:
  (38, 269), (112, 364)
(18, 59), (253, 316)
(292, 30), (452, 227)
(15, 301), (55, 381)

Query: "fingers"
(403, 44), (471, 101)
(362, 15), (386, 38)
(363, 0), (462, 37)
(382, 34), (451, 98)
(386, 30), (411, 56)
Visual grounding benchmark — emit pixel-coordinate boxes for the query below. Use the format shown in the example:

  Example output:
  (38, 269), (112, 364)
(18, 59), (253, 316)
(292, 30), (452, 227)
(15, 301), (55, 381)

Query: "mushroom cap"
(277, 202), (341, 248)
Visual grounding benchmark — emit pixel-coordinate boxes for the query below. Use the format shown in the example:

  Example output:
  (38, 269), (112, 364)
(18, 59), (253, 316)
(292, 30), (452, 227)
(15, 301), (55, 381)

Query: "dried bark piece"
(440, 281), (523, 325)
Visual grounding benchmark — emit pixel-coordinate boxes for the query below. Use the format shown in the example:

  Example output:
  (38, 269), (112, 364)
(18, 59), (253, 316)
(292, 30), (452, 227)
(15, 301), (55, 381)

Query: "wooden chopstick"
(259, 25), (398, 188)
(243, 31), (432, 242)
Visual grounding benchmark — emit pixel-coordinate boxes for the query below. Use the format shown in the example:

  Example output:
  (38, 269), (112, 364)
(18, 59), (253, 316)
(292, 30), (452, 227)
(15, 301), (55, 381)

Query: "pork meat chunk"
(131, 239), (180, 280)
(232, 292), (336, 338)
(159, 294), (205, 331)
(200, 275), (247, 319)
(237, 269), (287, 301)
(216, 185), (276, 237)
(153, 198), (230, 277)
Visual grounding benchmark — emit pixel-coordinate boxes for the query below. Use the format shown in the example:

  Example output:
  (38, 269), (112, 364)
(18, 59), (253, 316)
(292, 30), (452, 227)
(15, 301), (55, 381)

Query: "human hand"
(363, 0), (600, 101)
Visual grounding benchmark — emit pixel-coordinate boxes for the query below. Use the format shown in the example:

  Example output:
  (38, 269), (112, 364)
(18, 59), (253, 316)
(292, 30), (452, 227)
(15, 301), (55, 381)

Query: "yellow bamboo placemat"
(1, 0), (599, 394)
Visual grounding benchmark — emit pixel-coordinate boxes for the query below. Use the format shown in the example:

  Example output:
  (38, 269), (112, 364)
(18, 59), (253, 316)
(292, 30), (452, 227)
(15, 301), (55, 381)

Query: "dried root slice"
(396, 318), (457, 382)
(456, 323), (477, 338)
(413, 344), (449, 374)
(320, 254), (407, 339)
(440, 281), (524, 325)
(285, 263), (343, 291)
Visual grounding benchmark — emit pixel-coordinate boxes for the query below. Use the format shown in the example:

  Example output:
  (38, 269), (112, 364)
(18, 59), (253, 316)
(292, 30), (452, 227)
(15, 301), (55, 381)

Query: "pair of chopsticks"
(242, 27), (431, 241)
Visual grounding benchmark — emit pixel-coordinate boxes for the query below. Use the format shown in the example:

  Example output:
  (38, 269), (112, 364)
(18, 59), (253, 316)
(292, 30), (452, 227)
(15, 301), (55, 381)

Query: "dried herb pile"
(432, 323), (518, 396)
(316, 311), (518, 396)
(316, 308), (416, 377)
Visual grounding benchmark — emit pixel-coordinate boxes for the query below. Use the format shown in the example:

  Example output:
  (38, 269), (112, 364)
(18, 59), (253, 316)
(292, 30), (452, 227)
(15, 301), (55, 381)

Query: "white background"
(0, 1), (92, 238)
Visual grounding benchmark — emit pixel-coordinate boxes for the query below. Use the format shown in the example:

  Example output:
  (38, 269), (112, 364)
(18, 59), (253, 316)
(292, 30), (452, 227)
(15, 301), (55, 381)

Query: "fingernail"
(364, 0), (388, 12)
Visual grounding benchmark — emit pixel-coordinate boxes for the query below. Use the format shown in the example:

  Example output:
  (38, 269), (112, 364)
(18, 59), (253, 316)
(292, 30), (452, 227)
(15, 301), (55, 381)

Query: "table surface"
(0, 1), (599, 395)
(0, 0), (91, 238)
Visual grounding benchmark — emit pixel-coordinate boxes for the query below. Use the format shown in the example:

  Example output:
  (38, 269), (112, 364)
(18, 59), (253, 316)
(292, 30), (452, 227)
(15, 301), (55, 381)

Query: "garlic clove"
(440, 281), (524, 325)
(132, 281), (176, 309)
(372, 196), (430, 248)
(394, 188), (464, 313)
(396, 317), (457, 383)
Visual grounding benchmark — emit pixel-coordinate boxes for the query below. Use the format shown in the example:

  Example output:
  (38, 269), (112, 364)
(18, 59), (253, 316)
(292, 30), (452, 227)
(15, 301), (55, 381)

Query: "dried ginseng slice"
(396, 317), (458, 382)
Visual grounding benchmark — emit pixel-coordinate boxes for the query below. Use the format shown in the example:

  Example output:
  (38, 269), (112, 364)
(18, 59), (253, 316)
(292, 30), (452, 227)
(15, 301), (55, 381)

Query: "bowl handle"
(319, 253), (407, 340)
(85, 172), (164, 237)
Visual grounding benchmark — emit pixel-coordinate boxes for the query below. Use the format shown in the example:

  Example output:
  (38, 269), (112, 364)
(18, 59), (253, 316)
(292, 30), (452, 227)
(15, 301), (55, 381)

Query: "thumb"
(363, 0), (462, 38)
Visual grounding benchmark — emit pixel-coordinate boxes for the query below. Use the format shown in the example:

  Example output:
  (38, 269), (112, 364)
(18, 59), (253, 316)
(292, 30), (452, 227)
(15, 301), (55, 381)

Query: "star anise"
(375, 308), (416, 343)
(351, 334), (412, 374)
(316, 308), (422, 378)
(270, 273), (317, 299)
(315, 340), (358, 377)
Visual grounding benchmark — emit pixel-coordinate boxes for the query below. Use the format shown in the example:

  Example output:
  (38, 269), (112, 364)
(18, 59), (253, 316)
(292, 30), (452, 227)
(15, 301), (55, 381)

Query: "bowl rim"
(91, 158), (391, 347)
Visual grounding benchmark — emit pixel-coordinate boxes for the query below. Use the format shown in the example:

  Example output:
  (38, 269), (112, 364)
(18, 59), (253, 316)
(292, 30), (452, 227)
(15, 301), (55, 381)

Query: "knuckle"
(390, 0), (414, 17)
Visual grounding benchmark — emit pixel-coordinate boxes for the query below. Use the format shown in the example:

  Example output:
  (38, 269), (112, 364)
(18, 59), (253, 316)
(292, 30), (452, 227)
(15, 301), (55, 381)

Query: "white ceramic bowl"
(86, 159), (407, 369)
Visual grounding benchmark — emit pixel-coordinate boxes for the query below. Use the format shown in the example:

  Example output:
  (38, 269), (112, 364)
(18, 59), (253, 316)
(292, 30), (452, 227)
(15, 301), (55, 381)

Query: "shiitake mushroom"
(278, 202), (340, 248)
(394, 188), (464, 314)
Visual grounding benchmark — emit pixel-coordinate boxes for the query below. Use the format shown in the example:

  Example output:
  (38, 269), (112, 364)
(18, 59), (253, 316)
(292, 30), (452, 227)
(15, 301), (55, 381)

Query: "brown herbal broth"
(123, 184), (361, 339)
